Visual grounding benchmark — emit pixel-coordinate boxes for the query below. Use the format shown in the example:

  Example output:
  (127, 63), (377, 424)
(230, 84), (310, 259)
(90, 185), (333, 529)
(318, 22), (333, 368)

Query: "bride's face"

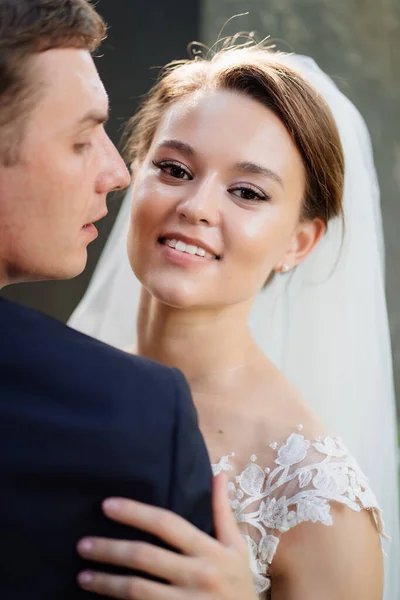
(128, 89), (307, 309)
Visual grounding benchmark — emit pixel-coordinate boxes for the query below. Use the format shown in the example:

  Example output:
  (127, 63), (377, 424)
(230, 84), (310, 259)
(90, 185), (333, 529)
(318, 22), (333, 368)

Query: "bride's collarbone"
(194, 396), (258, 464)
(193, 383), (324, 469)
(194, 397), (273, 468)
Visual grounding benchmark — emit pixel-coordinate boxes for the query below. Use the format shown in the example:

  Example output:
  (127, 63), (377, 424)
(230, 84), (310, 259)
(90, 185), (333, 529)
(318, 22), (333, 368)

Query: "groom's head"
(0, 0), (130, 287)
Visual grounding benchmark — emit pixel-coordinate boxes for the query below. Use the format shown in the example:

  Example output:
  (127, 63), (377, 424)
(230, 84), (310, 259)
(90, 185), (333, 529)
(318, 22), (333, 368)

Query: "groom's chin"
(4, 248), (90, 286)
(42, 249), (89, 282)
(60, 253), (89, 280)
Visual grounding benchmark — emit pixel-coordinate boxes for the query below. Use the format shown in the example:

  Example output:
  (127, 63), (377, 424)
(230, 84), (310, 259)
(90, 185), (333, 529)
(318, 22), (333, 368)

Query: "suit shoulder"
(65, 326), (186, 409)
(0, 297), (185, 408)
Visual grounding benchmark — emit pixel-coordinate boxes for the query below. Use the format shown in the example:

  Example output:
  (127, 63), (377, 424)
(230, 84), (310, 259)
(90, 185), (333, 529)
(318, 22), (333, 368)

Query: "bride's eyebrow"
(155, 139), (195, 158)
(234, 161), (284, 189)
(155, 140), (284, 188)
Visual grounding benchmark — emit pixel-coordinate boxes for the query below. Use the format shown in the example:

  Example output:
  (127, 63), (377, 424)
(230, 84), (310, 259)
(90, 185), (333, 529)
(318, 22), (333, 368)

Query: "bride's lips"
(159, 233), (220, 258)
(157, 236), (221, 268)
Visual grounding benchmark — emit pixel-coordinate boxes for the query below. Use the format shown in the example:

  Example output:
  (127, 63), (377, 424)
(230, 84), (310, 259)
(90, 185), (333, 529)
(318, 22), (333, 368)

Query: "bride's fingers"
(101, 498), (220, 557)
(77, 537), (203, 587)
(78, 570), (199, 600)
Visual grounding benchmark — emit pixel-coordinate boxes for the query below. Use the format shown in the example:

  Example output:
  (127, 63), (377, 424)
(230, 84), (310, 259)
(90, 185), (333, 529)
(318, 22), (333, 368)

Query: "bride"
(70, 41), (398, 599)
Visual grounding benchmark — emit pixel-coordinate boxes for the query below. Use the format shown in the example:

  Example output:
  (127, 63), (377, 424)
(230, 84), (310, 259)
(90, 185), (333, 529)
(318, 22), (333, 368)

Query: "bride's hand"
(77, 474), (258, 600)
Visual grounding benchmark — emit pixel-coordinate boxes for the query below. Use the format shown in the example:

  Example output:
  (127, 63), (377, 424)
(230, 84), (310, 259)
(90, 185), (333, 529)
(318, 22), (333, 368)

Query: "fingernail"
(77, 539), (94, 554)
(78, 571), (93, 586)
(103, 498), (121, 513)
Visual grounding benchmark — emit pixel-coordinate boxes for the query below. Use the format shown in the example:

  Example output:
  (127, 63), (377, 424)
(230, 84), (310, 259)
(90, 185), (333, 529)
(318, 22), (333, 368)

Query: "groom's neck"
(0, 254), (23, 290)
(0, 260), (9, 290)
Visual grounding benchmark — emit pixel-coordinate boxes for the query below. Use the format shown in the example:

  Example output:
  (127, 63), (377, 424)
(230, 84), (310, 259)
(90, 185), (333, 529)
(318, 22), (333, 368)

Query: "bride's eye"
(229, 185), (269, 202)
(152, 160), (193, 181)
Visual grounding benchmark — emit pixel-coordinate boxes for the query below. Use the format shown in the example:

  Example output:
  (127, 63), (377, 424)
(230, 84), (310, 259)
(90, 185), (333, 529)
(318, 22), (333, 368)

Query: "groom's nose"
(97, 134), (132, 194)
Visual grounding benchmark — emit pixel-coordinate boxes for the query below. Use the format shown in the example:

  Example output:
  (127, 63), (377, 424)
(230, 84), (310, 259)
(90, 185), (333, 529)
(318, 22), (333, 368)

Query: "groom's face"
(0, 48), (130, 284)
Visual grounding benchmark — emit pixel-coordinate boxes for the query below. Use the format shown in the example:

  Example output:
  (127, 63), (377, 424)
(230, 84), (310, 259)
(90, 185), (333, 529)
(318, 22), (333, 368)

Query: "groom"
(0, 1), (213, 598)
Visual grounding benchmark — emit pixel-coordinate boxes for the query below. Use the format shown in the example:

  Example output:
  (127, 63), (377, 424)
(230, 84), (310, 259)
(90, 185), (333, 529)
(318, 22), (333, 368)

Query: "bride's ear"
(276, 218), (326, 272)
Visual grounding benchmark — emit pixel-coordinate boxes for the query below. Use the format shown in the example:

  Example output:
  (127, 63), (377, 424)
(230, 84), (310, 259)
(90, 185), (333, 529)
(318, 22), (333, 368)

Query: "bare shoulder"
(209, 358), (385, 599)
(271, 502), (384, 600)
(246, 359), (384, 599)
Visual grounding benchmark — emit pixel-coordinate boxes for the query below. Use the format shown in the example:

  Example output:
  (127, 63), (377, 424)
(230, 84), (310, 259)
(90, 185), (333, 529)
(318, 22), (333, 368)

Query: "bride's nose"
(176, 180), (220, 226)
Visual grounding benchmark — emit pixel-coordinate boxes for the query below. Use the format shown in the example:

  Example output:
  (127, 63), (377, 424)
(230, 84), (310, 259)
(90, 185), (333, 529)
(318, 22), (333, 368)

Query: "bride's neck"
(136, 288), (261, 390)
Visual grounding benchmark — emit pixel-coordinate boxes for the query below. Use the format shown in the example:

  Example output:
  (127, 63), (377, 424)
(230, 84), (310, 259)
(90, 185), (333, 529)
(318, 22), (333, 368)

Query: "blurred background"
(1, 0), (399, 422)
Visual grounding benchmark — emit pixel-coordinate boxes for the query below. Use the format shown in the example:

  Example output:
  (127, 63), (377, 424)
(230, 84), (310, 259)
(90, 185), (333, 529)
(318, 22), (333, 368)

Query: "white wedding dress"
(212, 426), (386, 597)
(69, 54), (399, 599)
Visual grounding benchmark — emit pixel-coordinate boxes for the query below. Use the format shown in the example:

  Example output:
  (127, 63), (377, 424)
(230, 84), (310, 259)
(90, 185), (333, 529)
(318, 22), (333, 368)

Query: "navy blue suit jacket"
(0, 298), (213, 599)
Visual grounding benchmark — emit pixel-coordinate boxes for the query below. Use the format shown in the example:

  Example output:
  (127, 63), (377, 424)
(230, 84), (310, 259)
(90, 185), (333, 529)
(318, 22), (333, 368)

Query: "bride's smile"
(158, 234), (221, 262)
(127, 89), (324, 310)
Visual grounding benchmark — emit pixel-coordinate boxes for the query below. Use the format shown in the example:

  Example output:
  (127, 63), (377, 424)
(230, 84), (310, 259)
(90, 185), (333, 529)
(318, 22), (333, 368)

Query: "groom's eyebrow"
(78, 108), (110, 127)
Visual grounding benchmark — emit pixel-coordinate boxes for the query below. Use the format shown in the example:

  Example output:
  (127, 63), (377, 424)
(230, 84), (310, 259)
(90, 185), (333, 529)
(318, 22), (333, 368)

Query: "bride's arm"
(270, 505), (383, 600)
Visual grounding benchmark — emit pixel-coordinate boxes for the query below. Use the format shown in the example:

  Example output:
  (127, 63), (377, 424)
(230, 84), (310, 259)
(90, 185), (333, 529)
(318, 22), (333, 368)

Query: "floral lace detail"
(211, 429), (386, 598)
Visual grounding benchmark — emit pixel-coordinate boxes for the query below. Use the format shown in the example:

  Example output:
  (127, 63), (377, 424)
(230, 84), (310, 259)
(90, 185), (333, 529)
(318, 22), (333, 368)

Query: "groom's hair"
(0, 0), (106, 166)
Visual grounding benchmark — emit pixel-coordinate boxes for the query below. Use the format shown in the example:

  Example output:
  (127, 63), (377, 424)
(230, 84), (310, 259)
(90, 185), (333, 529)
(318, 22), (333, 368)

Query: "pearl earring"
(282, 263), (290, 272)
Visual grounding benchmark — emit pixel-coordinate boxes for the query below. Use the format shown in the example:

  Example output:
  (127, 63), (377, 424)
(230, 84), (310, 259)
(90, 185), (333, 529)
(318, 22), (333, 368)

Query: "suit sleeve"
(166, 369), (214, 537)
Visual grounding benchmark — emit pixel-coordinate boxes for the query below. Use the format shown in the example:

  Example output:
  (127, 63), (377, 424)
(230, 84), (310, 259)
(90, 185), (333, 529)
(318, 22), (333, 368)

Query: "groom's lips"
(82, 209), (109, 230)
(81, 209), (108, 240)
(82, 223), (98, 239)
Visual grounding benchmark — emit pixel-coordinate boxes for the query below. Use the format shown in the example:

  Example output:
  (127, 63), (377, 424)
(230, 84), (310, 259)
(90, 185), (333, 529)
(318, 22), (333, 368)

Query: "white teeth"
(162, 238), (216, 260)
(175, 240), (186, 252)
(186, 245), (197, 255)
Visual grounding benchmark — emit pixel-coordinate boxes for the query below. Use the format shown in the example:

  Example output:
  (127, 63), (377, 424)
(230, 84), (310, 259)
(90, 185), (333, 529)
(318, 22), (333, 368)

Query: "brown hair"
(0, 0), (106, 165)
(124, 42), (345, 226)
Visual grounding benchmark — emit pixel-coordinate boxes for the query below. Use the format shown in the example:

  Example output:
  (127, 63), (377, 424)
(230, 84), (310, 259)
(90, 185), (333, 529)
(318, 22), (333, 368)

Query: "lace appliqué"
(211, 430), (386, 597)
